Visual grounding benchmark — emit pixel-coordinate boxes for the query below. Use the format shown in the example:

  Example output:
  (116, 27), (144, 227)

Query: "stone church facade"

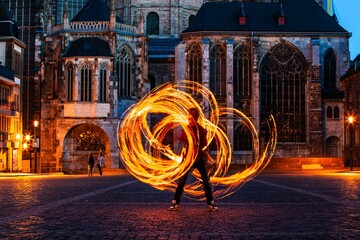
(39, 0), (349, 173)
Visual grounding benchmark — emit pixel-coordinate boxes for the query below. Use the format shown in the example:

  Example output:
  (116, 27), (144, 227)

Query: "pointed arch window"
(66, 63), (74, 102)
(260, 43), (306, 142)
(99, 63), (108, 102)
(210, 43), (226, 97)
(147, 12), (159, 35)
(333, 106), (340, 119)
(187, 43), (202, 87)
(324, 48), (336, 89)
(80, 63), (92, 101)
(234, 123), (252, 151)
(234, 43), (251, 98)
(116, 46), (134, 98)
(327, 106), (332, 118)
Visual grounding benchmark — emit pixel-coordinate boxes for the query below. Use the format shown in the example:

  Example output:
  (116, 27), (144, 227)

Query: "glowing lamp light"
(15, 133), (21, 140)
(118, 80), (277, 200)
(348, 116), (354, 124)
(25, 134), (31, 141)
(34, 120), (39, 127)
(23, 142), (28, 149)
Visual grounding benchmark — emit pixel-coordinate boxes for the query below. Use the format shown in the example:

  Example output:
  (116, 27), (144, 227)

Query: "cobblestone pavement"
(0, 170), (359, 239)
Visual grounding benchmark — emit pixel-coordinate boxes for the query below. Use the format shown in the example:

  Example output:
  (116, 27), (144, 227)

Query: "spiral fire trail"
(118, 80), (277, 200)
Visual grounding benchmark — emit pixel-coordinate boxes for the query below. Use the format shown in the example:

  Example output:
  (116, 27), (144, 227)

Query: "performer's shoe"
(168, 200), (180, 211)
(208, 201), (219, 211)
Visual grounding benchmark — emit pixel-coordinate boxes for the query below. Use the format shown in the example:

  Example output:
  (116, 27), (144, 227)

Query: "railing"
(115, 22), (137, 34)
(70, 22), (110, 31)
(0, 99), (18, 111)
(0, 65), (14, 81)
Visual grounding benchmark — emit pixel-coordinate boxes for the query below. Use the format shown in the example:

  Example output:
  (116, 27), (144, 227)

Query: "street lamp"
(34, 120), (39, 173)
(348, 116), (355, 171)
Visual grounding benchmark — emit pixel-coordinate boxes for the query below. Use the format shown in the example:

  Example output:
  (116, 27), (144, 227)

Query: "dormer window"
(278, 16), (285, 25)
(239, 16), (246, 25)
(278, 3), (285, 25)
(239, 2), (246, 25)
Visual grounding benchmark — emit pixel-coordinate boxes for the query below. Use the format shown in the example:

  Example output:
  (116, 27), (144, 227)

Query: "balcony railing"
(0, 65), (14, 81)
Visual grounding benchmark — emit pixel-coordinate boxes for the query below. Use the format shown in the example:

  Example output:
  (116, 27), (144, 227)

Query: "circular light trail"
(118, 80), (277, 200)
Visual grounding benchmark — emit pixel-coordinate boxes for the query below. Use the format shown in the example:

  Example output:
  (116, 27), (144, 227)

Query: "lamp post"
(348, 116), (354, 171)
(34, 120), (39, 173)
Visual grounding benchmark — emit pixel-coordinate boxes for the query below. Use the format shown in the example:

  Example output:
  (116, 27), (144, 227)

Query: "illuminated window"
(260, 43), (306, 142)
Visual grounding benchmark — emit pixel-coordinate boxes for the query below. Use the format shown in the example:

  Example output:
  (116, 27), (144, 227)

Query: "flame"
(118, 80), (277, 200)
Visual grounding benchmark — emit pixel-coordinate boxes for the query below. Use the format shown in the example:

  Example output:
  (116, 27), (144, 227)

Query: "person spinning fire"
(169, 108), (218, 211)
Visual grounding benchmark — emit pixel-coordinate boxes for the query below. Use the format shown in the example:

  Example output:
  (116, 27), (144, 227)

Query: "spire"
(110, 0), (115, 29)
(63, 0), (69, 29)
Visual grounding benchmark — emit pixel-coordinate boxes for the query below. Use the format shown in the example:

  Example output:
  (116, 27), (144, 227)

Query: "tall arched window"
(210, 43), (226, 97)
(147, 12), (159, 35)
(327, 106), (332, 118)
(234, 43), (251, 99)
(260, 43), (306, 142)
(187, 43), (202, 85)
(324, 48), (336, 89)
(116, 46), (134, 98)
(234, 123), (252, 151)
(334, 106), (340, 119)
(66, 63), (74, 102)
(80, 63), (92, 101)
(99, 62), (107, 102)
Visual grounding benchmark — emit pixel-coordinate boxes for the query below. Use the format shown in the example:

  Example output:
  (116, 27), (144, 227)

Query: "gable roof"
(182, 0), (348, 35)
(0, 0), (19, 38)
(72, 0), (119, 22)
(62, 37), (113, 58)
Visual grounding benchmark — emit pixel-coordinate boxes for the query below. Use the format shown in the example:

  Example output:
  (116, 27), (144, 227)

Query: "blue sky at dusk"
(334, 0), (360, 59)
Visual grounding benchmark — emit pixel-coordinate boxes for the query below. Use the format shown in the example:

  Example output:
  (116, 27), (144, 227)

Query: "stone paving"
(0, 169), (359, 239)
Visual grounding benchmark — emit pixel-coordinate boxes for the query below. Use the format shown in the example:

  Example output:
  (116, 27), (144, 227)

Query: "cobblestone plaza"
(0, 170), (359, 239)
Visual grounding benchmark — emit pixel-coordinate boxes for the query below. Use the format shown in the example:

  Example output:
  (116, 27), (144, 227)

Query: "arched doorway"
(62, 124), (110, 174)
(325, 136), (340, 157)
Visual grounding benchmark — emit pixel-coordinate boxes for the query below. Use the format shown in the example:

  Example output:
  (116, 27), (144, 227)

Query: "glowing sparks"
(118, 80), (277, 200)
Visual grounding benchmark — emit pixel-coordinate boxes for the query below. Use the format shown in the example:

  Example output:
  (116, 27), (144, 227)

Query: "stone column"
(308, 38), (323, 156)
(202, 38), (210, 116)
(175, 44), (186, 81)
(226, 39), (234, 152)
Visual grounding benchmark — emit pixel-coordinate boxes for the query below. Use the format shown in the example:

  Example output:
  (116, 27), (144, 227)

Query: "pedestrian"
(97, 152), (105, 176)
(169, 108), (218, 211)
(88, 153), (95, 177)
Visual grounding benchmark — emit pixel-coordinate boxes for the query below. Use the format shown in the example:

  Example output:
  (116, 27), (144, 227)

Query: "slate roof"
(62, 37), (113, 58)
(0, 0), (19, 38)
(72, 0), (121, 22)
(183, 0), (348, 34)
(148, 37), (183, 58)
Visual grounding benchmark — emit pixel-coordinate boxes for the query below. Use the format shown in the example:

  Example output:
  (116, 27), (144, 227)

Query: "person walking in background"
(97, 153), (105, 176)
(88, 153), (95, 177)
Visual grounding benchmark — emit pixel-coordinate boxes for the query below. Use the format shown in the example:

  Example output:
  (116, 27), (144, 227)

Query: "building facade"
(341, 55), (360, 169)
(36, 0), (349, 172)
(175, 0), (349, 168)
(0, 0), (24, 172)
